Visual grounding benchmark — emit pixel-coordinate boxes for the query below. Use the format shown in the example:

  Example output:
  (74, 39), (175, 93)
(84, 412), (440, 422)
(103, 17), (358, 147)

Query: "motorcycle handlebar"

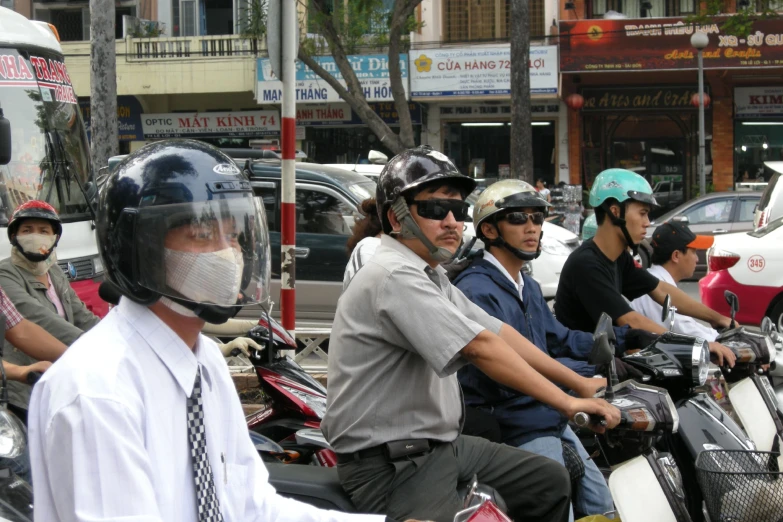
(574, 411), (635, 429)
(26, 371), (43, 386)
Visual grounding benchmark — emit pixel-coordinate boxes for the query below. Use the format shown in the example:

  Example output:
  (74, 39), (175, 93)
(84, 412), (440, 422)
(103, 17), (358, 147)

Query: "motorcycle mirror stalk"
(724, 290), (739, 330)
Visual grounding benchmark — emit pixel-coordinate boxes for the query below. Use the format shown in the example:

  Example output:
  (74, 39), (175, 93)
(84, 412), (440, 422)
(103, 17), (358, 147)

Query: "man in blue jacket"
(453, 180), (615, 521)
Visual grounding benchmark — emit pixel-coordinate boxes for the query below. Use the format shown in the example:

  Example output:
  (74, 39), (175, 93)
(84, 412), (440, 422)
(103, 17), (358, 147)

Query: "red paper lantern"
(691, 93), (711, 108)
(565, 93), (585, 111)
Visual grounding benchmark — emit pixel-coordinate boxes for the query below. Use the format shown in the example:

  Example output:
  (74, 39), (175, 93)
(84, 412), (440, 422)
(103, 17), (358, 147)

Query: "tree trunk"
(302, 0), (421, 154)
(89, 0), (118, 172)
(510, 0), (533, 182)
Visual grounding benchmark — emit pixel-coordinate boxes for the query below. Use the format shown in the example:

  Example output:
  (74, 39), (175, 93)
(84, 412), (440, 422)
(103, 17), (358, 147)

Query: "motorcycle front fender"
(608, 454), (678, 522)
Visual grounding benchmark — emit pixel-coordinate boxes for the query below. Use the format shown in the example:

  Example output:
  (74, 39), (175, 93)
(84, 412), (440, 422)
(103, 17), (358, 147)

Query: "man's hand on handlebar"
(575, 376), (607, 398)
(709, 342), (736, 368)
(711, 315), (732, 330)
(219, 337), (264, 358)
(564, 397), (621, 433)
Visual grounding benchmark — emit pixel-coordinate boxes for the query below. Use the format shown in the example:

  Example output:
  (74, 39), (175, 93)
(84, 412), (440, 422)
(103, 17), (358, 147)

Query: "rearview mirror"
(368, 150), (388, 165)
(661, 295), (671, 323)
(761, 316), (774, 334)
(0, 109), (11, 166)
(661, 294), (677, 331)
(589, 332), (615, 366)
(724, 290), (739, 329)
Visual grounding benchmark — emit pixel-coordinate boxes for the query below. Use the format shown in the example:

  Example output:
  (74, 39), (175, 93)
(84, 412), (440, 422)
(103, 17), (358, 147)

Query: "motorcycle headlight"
(691, 339), (710, 386)
(280, 385), (327, 418)
(541, 238), (572, 256)
(0, 410), (26, 459)
(657, 454), (685, 500)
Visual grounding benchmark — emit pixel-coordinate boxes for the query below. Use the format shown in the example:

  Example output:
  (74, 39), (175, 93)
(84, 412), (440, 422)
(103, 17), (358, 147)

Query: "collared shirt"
(45, 273), (66, 318)
(342, 236), (380, 289)
(630, 264), (718, 342)
(29, 298), (385, 522)
(323, 235), (504, 454)
(482, 251), (524, 302)
(0, 286), (22, 330)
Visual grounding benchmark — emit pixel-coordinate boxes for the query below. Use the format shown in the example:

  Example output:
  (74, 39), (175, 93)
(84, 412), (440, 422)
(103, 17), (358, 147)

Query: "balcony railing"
(127, 34), (264, 61)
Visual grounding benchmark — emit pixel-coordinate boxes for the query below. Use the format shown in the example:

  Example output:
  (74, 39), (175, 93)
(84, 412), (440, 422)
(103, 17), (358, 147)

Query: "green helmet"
(589, 168), (658, 209)
(582, 213), (597, 240)
(589, 168), (658, 253)
(473, 180), (551, 261)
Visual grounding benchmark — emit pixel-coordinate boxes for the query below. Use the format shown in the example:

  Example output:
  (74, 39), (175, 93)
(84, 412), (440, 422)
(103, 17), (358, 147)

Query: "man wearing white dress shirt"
(27, 141), (412, 522)
(631, 221), (720, 341)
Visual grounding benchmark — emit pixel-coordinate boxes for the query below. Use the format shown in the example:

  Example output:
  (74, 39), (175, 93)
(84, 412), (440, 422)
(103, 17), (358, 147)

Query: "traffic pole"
(280, 0), (297, 344)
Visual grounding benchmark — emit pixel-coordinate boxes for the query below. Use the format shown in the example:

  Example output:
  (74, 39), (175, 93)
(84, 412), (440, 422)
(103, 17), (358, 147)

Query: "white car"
(325, 150), (388, 181)
(699, 216), (783, 327)
(463, 212), (580, 299)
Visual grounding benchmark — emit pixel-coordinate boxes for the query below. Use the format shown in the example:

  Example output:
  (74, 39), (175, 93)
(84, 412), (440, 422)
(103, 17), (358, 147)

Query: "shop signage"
(580, 86), (702, 112)
(297, 102), (422, 126)
(141, 110), (279, 139)
(79, 96), (144, 142)
(256, 54), (409, 104)
(439, 103), (559, 118)
(560, 18), (783, 72)
(735, 87), (783, 117)
(409, 45), (558, 98)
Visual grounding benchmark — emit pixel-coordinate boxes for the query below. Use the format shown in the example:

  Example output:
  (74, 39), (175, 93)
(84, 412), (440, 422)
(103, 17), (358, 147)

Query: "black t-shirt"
(554, 239), (660, 333)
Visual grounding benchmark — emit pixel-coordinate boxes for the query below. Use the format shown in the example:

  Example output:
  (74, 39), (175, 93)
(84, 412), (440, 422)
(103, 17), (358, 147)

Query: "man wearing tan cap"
(631, 221), (720, 342)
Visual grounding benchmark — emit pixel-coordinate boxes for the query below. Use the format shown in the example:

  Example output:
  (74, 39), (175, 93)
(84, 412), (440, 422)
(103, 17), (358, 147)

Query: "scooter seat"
(266, 463), (356, 512)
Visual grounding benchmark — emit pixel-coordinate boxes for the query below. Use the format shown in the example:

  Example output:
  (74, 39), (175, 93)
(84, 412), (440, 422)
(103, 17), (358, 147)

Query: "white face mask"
(164, 247), (244, 308)
(11, 233), (58, 275)
(17, 233), (57, 258)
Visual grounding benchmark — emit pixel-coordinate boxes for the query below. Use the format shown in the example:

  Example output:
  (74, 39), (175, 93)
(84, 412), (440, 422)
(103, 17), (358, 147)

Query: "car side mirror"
(671, 215), (689, 224)
(0, 109), (11, 166)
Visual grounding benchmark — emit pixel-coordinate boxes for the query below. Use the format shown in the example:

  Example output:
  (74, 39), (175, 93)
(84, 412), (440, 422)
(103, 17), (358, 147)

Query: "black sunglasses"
(413, 199), (471, 222)
(502, 211), (545, 226)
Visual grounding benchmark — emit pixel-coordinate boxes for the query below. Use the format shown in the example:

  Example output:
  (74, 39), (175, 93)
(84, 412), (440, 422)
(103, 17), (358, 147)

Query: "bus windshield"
(0, 47), (91, 224)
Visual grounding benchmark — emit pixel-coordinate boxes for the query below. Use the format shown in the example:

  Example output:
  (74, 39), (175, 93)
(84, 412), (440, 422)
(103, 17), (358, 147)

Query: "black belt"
(336, 439), (443, 464)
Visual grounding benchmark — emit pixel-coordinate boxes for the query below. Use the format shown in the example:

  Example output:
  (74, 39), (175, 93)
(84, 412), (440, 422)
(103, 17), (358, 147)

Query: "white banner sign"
(257, 54), (409, 104)
(735, 87), (783, 117)
(409, 45), (558, 98)
(142, 111), (280, 138)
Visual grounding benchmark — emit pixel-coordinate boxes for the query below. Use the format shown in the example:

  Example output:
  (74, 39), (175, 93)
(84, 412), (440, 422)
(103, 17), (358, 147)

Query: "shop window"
(589, 0), (694, 17)
(0, 0), (14, 10)
(296, 188), (355, 236)
(681, 198), (734, 224)
(443, 0), (545, 41)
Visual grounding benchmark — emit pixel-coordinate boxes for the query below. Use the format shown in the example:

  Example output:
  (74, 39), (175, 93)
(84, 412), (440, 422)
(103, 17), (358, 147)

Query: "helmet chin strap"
(165, 295), (241, 324)
(390, 197), (455, 263)
(487, 227), (543, 262)
(605, 203), (639, 255)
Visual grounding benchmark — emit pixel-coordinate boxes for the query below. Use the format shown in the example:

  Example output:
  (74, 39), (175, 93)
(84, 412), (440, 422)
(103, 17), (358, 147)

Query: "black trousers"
(337, 434), (571, 522)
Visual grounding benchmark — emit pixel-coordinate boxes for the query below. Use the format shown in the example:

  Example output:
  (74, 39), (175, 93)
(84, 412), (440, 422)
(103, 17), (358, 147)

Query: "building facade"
(559, 1), (783, 195)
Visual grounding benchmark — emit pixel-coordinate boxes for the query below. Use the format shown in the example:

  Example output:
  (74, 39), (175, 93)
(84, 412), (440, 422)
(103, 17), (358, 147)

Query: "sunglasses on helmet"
(413, 199), (471, 222)
(501, 211), (545, 226)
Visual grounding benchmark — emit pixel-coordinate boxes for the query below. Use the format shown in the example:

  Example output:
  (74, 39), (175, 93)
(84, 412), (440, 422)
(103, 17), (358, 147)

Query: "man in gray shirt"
(322, 146), (620, 522)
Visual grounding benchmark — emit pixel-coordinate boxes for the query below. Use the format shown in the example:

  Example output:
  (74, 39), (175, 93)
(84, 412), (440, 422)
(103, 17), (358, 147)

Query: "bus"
(0, 7), (106, 316)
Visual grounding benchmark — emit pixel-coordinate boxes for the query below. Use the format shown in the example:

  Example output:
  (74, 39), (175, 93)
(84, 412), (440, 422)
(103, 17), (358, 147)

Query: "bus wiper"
(46, 130), (97, 222)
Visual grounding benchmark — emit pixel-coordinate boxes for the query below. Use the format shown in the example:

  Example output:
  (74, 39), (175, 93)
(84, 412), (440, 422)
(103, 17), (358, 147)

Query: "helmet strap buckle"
(390, 197), (455, 263)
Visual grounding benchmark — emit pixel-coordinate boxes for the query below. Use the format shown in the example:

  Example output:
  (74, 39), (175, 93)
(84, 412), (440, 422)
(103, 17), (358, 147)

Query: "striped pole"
(280, 0), (297, 343)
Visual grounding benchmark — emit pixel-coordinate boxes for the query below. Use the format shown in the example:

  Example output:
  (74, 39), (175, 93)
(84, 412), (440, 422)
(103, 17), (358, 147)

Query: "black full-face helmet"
(376, 146), (476, 262)
(97, 139), (271, 323)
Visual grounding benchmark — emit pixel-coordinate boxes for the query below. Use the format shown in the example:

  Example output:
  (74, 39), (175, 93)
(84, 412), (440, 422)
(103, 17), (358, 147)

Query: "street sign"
(266, 0), (299, 81)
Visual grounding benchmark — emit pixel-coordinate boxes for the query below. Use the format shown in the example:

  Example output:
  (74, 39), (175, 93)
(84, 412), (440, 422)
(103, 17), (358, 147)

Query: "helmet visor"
(495, 191), (552, 210)
(134, 195), (271, 309)
(627, 190), (660, 207)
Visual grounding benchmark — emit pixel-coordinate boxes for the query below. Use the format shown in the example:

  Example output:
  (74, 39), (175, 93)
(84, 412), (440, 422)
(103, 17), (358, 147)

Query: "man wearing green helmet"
(554, 169), (736, 367)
